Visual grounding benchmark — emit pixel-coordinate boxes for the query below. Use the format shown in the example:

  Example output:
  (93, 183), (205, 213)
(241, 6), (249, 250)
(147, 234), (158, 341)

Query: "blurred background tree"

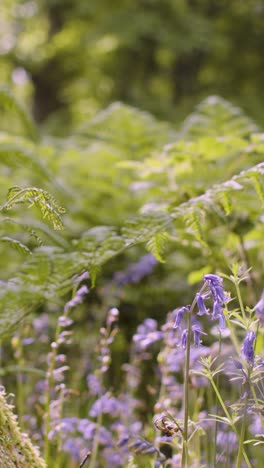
(1, 0), (264, 133)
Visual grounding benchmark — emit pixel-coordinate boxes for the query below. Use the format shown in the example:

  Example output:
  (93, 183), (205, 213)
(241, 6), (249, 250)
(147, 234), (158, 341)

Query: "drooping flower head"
(255, 289), (264, 323)
(173, 306), (190, 329)
(196, 293), (210, 316)
(180, 329), (188, 349)
(204, 274), (228, 304)
(242, 331), (256, 365)
(191, 325), (207, 347)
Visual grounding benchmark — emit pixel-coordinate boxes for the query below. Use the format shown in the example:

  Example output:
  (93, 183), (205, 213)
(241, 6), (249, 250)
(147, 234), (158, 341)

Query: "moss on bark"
(0, 389), (46, 467)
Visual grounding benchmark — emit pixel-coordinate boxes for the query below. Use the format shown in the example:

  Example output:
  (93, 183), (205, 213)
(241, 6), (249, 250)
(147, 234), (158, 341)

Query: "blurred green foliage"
(1, 0), (264, 131)
(0, 90), (264, 338)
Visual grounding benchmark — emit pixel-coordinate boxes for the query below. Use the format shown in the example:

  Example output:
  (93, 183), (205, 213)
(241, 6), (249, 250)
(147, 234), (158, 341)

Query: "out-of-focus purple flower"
(133, 318), (163, 351)
(167, 454), (181, 467)
(33, 313), (49, 333)
(52, 365), (69, 381)
(73, 270), (89, 287)
(113, 254), (158, 286)
(218, 313), (226, 329)
(255, 290), (264, 323)
(103, 449), (124, 466)
(196, 293), (210, 316)
(204, 274), (228, 303)
(122, 363), (141, 388)
(22, 337), (35, 345)
(60, 417), (79, 433)
(250, 414), (263, 436)
(192, 325), (206, 347)
(56, 353), (66, 363)
(173, 306), (189, 329)
(58, 316), (73, 327)
(216, 429), (237, 454)
(106, 307), (119, 328)
(78, 419), (96, 439)
(98, 427), (112, 447)
(242, 331), (256, 365)
(64, 285), (89, 313)
(63, 437), (84, 461)
(180, 329), (188, 349)
(89, 394), (121, 418)
(87, 373), (103, 396)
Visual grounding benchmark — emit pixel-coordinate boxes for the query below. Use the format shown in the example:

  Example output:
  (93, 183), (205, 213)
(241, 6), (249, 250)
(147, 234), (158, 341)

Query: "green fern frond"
(0, 143), (51, 180)
(0, 217), (70, 249)
(0, 86), (38, 141)
(219, 191), (232, 216)
(77, 102), (175, 154)
(146, 231), (169, 263)
(183, 209), (208, 248)
(250, 173), (264, 205)
(122, 212), (172, 246)
(180, 96), (259, 139)
(1, 186), (65, 230)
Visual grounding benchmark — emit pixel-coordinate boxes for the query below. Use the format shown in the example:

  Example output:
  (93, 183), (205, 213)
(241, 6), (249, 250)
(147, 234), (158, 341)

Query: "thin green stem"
(213, 334), (222, 468)
(234, 280), (247, 324)
(89, 410), (103, 468)
(209, 377), (251, 468)
(181, 310), (192, 468)
(225, 313), (241, 354)
(44, 339), (58, 466)
(55, 385), (65, 468)
(181, 283), (207, 468)
(236, 396), (248, 468)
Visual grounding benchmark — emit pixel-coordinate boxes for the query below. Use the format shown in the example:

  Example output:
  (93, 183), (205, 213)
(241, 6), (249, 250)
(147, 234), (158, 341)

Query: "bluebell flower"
(180, 329), (188, 349)
(192, 325), (207, 347)
(173, 306), (189, 328)
(196, 293), (210, 316)
(204, 274), (228, 303)
(218, 313), (226, 329)
(255, 290), (264, 323)
(242, 331), (256, 365)
(212, 299), (223, 320)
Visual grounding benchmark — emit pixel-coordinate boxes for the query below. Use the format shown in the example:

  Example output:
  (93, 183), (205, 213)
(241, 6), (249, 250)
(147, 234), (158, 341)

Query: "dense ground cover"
(0, 91), (263, 467)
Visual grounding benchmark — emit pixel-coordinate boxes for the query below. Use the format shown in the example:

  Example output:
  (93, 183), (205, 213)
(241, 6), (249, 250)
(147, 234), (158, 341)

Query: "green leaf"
(0, 237), (31, 255)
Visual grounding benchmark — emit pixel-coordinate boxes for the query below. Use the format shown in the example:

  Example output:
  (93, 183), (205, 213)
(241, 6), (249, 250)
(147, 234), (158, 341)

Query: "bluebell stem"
(44, 283), (89, 465)
(242, 331), (256, 365)
(196, 293), (210, 316)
